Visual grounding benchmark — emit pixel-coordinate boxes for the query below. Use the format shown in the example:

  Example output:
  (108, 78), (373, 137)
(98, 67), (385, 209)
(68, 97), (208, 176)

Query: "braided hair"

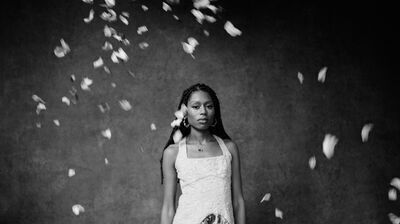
(160, 83), (231, 184)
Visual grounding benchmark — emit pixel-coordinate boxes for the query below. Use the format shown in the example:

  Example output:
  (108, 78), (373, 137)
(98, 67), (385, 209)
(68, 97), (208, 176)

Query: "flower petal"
(162, 2), (171, 11)
(102, 128), (111, 139)
(322, 134), (338, 159)
(72, 204), (85, 215)
(83, 9), (94, 23)
(68, 168), (75, 177)
(137, 26), (148, 35)
(361, 123), (373, 142)
(390, 177), (400, 191)
(275, 208), (283, 219)
(260, 193), (271, 203)
(297, 72), (304, 84)
(308, 156), (316, 169)
(317, 66), (328, 83)
(93, 57), (104, 68)
(224, 21), (242, 37)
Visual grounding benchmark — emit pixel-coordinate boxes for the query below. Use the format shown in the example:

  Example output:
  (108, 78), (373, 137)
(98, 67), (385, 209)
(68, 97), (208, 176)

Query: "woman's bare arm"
(160, 145), (178, 224)
(226, 140), (246, 224)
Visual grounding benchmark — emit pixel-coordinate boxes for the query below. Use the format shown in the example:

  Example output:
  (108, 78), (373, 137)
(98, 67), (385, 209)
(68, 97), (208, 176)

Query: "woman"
(160, 83), (246, 224)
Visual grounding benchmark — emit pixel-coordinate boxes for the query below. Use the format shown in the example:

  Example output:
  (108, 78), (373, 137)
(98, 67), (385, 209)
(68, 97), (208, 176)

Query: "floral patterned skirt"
(200, 214), (230, 224)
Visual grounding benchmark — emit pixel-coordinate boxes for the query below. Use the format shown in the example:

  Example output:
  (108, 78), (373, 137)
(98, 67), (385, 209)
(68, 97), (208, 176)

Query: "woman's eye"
(192, 106), (199, 109)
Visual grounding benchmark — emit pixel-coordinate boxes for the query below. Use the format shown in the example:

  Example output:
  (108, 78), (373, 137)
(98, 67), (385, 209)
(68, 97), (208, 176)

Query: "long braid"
(160, 83), (231, 184)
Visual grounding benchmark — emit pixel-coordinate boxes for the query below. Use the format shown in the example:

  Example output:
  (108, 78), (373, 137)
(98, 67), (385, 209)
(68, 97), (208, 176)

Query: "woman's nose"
(199, 105), (207, 114)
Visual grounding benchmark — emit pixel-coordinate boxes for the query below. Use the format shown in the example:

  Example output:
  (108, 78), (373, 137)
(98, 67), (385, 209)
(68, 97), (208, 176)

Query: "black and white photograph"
(0, 0), (399, 223)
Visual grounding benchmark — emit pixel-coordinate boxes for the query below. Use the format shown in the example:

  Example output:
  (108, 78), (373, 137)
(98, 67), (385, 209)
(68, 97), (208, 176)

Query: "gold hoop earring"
(183, 117), (190, 128)
(211, 119), (217, 127)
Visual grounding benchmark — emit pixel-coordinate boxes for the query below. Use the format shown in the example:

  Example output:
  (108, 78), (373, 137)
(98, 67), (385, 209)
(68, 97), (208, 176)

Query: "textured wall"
(1, 0), (399, 223)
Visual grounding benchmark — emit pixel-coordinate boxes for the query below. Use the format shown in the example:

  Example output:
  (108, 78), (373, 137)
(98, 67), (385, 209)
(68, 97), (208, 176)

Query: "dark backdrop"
(1, 0), (399, 223)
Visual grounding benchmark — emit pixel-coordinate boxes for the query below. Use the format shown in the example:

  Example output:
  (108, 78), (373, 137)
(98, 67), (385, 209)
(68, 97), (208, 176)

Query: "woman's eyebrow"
(189, 100), (213, 104)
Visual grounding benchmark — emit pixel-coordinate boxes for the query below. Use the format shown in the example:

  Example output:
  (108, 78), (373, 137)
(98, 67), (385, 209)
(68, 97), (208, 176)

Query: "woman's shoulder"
(222, 138), (239, 155)
(163, 143), (180, 161)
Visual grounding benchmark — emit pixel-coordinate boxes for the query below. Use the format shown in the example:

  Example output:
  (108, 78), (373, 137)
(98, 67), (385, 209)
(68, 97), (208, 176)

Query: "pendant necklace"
(188, 137), (208, 152)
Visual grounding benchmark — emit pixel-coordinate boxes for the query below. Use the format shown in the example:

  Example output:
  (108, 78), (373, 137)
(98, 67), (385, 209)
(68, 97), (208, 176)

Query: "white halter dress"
(172, 134), (234, 224)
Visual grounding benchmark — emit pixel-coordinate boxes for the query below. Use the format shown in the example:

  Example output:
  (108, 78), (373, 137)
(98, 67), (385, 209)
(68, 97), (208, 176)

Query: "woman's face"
(186, 90), (216, 130)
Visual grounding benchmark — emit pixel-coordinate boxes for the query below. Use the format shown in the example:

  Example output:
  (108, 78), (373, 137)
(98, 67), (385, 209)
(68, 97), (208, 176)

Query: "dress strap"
(178, 136), (187, 159)
(213, 134), (230, 156)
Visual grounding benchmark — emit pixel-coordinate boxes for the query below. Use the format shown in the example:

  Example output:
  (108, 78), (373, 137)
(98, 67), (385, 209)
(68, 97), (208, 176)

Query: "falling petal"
(193, 0), (210, 9)
(83, 9), (94, 23)
(32, 95), (45, 104)
(68, 168), (75, 177)
(122, 11), (129, 18)
(309, 156), (316, 169)
(191, 9), (204, 23)
(54, 46), (66, 58)
(260, 193), (271, 203)
(182, 42), (195, 55)
(204, 15), (216, 23)
(297, 72), (304, 84)
(98, 103), (110, 113)
(162, 2), (171, 11)
(173, 15), (179, 20)
(127, 71), (135, 78)
(60, 39), (70, 52)
(173, 129), (183, 143)
(203, 30), (210, 36)
(36, 122), (41, 128)
(111, 82), (116, 88)
(105, 158), (109, 165)
(151, 123), (157, 131)
(207, 5), (218, 13)
(111, 51), (119, 63)
(361, 123), (373, 142)
(72, 204), (85, 216)
(137, 26), (148, 35)
(80, 77), (93, 91)
(82, 0), (93, 4)
(275, 208), (283, 219)
(390, 177), (400, 191)
(187, 37), (199, 48)
(317, 66), (328, 83)
(389, 188), (398, 201)
(102, 128), (111, 139)
(102, 41), (113, 51)
(115, 48), (128, 62)
(224, 21), (242, 37)
(122, 38), (130, 46)
(53, 119), (60, 126)
(141, 5), (148, 11)
(104, 25), (116, 37)
(54, 39), (70, 58)
(322, 134), (338, 159)
(119, 99), (132, 111)
(139, 42), (149, 49)
(93, 57), (104, 68)
(62, 96), (71, 106)
(100, 9), (117, 22)
(36, 103), (46, 115)
(104, 0), (115, 8)
(389, 213), (400, 224)
(113, 33), (124, 42)
(119, 15), (129, 25)
(70, 74), (76, 82)
(103, 66), (111, 74)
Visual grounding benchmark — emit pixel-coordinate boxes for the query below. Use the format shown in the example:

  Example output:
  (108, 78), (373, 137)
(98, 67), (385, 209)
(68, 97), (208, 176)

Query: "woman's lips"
(198, 119), (208, 123)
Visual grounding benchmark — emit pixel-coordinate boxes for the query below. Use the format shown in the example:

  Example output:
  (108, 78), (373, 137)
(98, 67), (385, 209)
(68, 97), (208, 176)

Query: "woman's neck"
(187, 129), (213, 144)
